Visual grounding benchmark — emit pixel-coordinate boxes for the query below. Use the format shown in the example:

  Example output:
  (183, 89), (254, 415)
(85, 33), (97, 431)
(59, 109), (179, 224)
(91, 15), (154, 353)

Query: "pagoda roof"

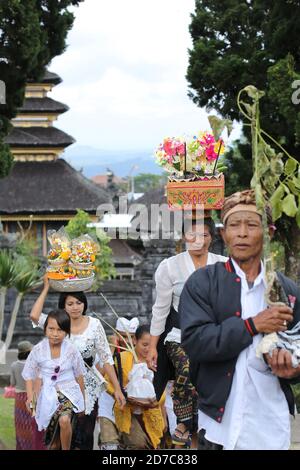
(0, 160), (110, 214)
(18, 97), (69, 114)
(28, 71), (62, 85)
(5, 126), (75, 148)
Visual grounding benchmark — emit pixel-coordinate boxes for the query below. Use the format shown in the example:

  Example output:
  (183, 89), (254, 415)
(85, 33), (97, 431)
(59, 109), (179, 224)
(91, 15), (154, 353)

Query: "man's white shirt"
(198, 259), (290, 450)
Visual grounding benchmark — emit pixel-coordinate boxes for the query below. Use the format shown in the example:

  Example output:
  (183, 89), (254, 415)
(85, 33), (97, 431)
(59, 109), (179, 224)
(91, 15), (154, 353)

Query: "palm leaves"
(0, 250), (17, 286)
(0, 250), (18, 340)
(0, 250), (41, 351)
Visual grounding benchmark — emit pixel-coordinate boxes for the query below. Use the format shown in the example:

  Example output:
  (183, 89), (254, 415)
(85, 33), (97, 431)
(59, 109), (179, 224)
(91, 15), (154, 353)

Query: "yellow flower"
(214, 142), (225, 155)
(60, 250), (71, 260)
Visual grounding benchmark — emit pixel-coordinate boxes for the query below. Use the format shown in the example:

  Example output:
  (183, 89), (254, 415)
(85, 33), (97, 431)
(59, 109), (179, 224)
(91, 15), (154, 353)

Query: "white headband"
(116, 317), (139, 334)
(222, 204), (262, 224)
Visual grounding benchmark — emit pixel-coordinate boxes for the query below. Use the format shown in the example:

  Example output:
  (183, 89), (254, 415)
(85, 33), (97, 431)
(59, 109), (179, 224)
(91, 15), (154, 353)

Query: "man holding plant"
(180, 190), (300, 450)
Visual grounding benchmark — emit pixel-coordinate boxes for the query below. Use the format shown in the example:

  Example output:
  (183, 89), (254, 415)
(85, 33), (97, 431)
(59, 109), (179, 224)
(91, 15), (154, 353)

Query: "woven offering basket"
(69, 261), (94, 270)
(49, 274), (95, 292)
(167, 173), (225, 210)
(48, 258), (66, 268)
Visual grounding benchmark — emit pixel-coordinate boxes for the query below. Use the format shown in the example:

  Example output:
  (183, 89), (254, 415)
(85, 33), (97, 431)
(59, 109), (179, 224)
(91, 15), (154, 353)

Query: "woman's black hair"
(58, 291), (88, 315)
(182, 217), (215, 239)
(18, 351), (31, 361)
(135, 324), (150, 340)
(44, 309), (71, 336)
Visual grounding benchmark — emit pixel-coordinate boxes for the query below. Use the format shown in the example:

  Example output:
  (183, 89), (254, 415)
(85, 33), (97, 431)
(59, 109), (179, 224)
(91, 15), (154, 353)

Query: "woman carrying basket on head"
(147, 216), (227, 447)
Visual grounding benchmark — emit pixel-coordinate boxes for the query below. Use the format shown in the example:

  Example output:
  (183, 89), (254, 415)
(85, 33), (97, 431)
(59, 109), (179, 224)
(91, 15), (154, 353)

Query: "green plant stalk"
(238, 87), (276, 300)
(4, 292), (23, 350)
(0, 286), (7, 341)
(213, 140), (223, 175)
(253, 101), (274, 291)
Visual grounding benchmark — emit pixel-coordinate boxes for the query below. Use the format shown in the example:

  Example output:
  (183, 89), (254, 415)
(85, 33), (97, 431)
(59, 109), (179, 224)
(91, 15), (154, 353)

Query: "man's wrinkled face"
(221, 211), (263, 262)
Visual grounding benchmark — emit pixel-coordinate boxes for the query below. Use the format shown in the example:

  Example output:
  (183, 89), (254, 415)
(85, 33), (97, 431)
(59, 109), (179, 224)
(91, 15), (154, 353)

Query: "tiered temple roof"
(0, 70), (110, 223)
(5, 126), (74, 148)
(0, 159), (109, 218)
(4, 70), (74, 159)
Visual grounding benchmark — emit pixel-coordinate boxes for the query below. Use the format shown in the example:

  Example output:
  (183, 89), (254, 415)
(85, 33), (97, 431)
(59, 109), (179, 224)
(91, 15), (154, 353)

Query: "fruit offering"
(46, 228), (98, 291)
(70, 234), (99, 265)
(47, 227), (71, 266)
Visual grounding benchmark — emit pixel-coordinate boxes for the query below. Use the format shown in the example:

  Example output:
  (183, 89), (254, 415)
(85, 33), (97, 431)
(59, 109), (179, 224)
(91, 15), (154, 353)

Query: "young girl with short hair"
(23, 309), (86, 450)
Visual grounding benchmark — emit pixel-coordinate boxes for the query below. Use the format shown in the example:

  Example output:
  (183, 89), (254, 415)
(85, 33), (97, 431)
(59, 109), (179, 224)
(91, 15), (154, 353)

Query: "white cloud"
(50, 0), (237, 151)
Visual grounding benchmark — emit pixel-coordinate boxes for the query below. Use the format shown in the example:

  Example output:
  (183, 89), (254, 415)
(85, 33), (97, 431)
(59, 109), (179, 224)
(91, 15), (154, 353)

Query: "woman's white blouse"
(22, 338), (85, 431)
(35, 315), (114, 415)
(150, 251), (228, 342)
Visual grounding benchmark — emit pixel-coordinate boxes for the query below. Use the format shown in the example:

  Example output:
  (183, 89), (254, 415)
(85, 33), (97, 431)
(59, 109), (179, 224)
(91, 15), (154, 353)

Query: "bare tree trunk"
(285, 220), (300, 284)
(0, 286), (7, 340)
(4, 292), (23, 350)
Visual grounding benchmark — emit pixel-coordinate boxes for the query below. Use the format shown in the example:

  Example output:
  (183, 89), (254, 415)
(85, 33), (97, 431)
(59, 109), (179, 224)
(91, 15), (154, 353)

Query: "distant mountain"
(63, 145), (163, 177)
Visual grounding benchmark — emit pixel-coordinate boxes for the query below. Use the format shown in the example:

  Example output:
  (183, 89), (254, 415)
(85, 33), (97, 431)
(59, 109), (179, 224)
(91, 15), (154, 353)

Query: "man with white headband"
(98, 316), (139, 450)
(180, 189), (300, 450)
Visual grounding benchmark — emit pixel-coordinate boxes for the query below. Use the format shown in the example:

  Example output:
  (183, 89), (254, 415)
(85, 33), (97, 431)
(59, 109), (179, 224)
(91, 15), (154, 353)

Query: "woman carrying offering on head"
(147, 216), (227, 447)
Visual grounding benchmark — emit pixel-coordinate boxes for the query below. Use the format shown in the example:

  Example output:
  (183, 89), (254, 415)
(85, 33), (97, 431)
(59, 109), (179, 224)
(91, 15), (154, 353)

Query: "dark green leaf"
(208, 115), (233, 141)
(282, 194), (298, 217)
(270, 184), (285, 207)
(270, 154), (284, 176)
(287, 180), (300, 195)
(272, 200), (283, 221)
(293, 176), (300, 189)
(243, 85), (265, 101)
(285, 159), (297, 176)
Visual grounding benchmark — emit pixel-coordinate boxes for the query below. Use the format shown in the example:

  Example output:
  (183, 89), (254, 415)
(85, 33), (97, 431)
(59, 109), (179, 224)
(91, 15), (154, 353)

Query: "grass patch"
(0, 395), (15, 450)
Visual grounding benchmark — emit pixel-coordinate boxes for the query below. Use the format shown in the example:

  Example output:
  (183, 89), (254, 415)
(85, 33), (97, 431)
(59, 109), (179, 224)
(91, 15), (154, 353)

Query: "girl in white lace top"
(30, 276), (125, 450)
(23, 309), (85, 450)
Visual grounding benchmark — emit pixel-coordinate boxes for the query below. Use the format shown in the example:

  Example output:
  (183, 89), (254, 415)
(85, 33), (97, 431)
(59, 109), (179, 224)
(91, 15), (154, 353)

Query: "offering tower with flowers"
(155, 118), (232, 210)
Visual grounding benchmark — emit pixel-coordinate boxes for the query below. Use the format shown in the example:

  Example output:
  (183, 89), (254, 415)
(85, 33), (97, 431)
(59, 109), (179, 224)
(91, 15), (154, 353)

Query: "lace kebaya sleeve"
(22, 347), (40, 381)
(94, 320), (114, 366)
(72, 347), (86, 378)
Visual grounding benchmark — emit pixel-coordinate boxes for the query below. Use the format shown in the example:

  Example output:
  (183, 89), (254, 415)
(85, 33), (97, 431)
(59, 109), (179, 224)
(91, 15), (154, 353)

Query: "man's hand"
(253, 305), (293, 334)
(266, 348), (300, 379)
(146, 347), (158, 372)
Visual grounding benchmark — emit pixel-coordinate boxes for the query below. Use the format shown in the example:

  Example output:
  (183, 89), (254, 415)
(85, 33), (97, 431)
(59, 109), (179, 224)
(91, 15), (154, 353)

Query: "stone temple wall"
(3, 239), (177, 346)
(3, 280), (154, 346)
(3, 235), (225, 347)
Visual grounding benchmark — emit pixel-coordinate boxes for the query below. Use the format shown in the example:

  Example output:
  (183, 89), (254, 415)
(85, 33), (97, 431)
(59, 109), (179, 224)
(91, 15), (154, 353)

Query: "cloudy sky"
(50, 0), (215, 151)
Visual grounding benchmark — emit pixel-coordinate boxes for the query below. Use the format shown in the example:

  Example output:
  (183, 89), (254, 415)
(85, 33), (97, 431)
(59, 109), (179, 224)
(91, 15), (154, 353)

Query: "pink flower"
(176, 142), (185, 156)
(206, 144), (218, 161)
(163, 139), (176, 156)
(199, 133), (215, 146)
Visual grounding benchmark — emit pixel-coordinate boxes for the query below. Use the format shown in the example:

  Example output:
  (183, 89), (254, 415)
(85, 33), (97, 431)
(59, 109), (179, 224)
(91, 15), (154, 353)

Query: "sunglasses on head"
(51, 366), (60, 381)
